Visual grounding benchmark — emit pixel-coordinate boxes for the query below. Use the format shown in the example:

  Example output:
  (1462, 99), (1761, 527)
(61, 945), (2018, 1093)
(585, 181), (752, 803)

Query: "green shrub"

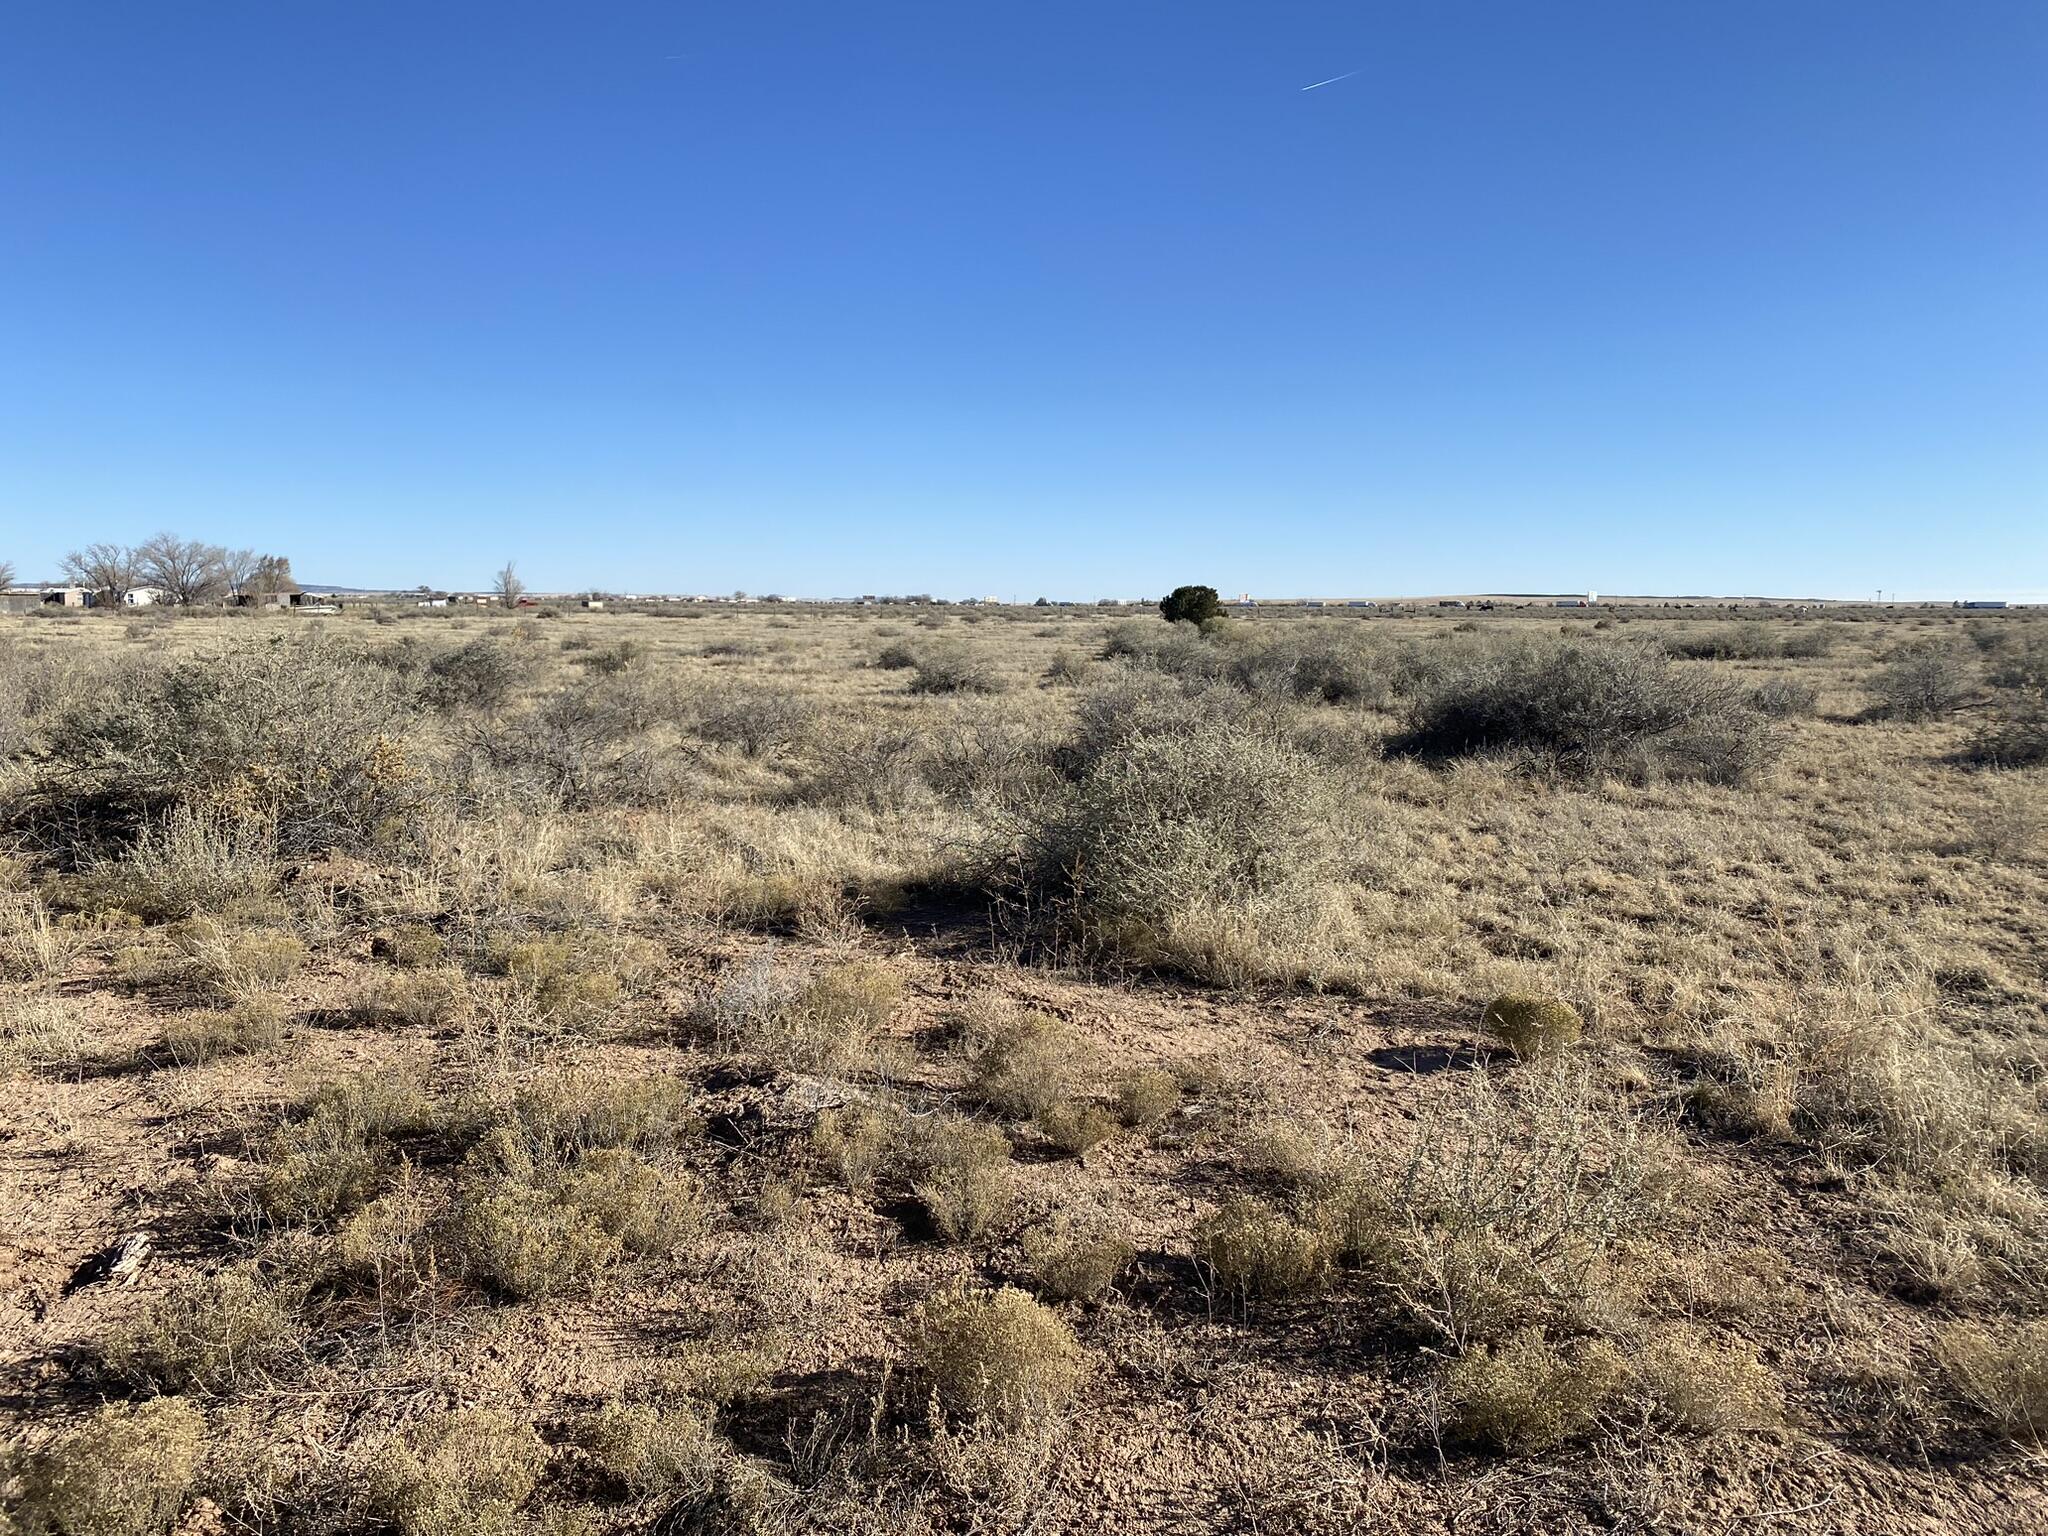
(1479, 994), (1583, 1059)
(11, 1397), (203, 1536)
(1446, 1329), (1628, 1455)
(911, 1115), (1014, 1241)
(101, 1266), (301, 1394)
(1194, 1197), (1333, 1302)
(1158, 585), (1222, 628)
(906, 1283), (1084, 1426)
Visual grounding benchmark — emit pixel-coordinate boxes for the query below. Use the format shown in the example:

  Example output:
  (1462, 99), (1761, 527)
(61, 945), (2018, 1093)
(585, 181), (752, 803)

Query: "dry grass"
(5, 603), (2046, 1534)
(1939, 1319), (2048, 1445)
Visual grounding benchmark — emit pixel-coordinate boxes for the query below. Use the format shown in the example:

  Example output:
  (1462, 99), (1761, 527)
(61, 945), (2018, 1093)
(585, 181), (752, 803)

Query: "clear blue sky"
(3, 2), (2043, 599)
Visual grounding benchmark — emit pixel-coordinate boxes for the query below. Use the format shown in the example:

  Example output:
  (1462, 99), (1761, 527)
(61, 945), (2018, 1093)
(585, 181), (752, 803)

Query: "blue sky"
(3, 2), (2043, 599)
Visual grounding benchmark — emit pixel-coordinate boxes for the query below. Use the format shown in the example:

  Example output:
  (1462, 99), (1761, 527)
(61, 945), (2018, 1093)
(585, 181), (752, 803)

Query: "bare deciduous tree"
(136, 533), (227, 606)
(493, 562), (525, 609)
(0, 560), (15, 591)
(61, 542), (142, 607)
(250, 554), (298, 597)
(219, 548), (259, 602)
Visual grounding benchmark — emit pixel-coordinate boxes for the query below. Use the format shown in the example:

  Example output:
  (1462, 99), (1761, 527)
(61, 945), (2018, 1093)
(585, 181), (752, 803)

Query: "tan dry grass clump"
(809, 1103), (896, 1195)
(1195, 1197), (1334, 1303)
(576, 1399), (719, 1496)
(101, 1265), (302, 1394)
(1024, 1213), (1137, 1303)
(1938, 1319), (2048, 1445)
(706, 952), (902, 1075)
(911, 1114), (1014, 1241)
(1636, 1322), (1783, 1433)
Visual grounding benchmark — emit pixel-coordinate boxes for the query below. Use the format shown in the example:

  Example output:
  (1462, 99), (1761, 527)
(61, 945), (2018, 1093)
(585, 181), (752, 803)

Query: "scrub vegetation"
(2, 596), (2044, 1533)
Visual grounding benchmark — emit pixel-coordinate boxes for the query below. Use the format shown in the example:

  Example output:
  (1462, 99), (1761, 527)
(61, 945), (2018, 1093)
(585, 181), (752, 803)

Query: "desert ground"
(2, 598), (2044, 1535)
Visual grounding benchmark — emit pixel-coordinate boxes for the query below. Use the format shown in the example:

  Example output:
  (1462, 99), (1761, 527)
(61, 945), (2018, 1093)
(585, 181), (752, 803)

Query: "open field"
(2, 600), (2045, 1534)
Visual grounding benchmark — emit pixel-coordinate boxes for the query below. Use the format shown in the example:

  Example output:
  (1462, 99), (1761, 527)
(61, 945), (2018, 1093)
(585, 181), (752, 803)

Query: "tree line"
(58, 536), (297, 607)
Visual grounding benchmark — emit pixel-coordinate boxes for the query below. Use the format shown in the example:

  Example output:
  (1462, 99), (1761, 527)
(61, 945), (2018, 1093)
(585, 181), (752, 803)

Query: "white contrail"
(1300, 69), (1360, 91)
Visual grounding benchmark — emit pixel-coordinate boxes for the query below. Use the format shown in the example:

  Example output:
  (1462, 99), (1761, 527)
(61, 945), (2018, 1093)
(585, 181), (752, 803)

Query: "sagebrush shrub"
(1035, 1098), (1118, 1155)
(1871, 640), (1976, 721)
(36, 636), (423, 857)
(810, 1103), (895, 1194)
(966, 1004), (1085, 1118)
(1396, 639), (1778, 785)
(1446, 1329), (1627, 1454)
(11, 1397), (203, 1536)
(1113, 1067), (1182, 1130)
(577, 1400), (717, 1496)
(908, 642), (1002, 695)
(907, 1283), (1085, 1426)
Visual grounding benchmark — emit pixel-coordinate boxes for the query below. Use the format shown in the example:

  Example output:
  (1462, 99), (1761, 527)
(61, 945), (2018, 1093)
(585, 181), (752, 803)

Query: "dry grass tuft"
(1938, 1318), (2048, 1445)
(810, 1103), (896, 1195)
(101, 1265), (302, 1394)
(1023, 1213), (1137, 1303)
(1112, 1066), (1182, 1131)
(965, 1003), (1086, 1119)
(576, 1399), (718, 1496)
(357, 1408), (546, 1536)
(1195, 1197), (1334, 1303)
(1636, 1322), (1783, 1433)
